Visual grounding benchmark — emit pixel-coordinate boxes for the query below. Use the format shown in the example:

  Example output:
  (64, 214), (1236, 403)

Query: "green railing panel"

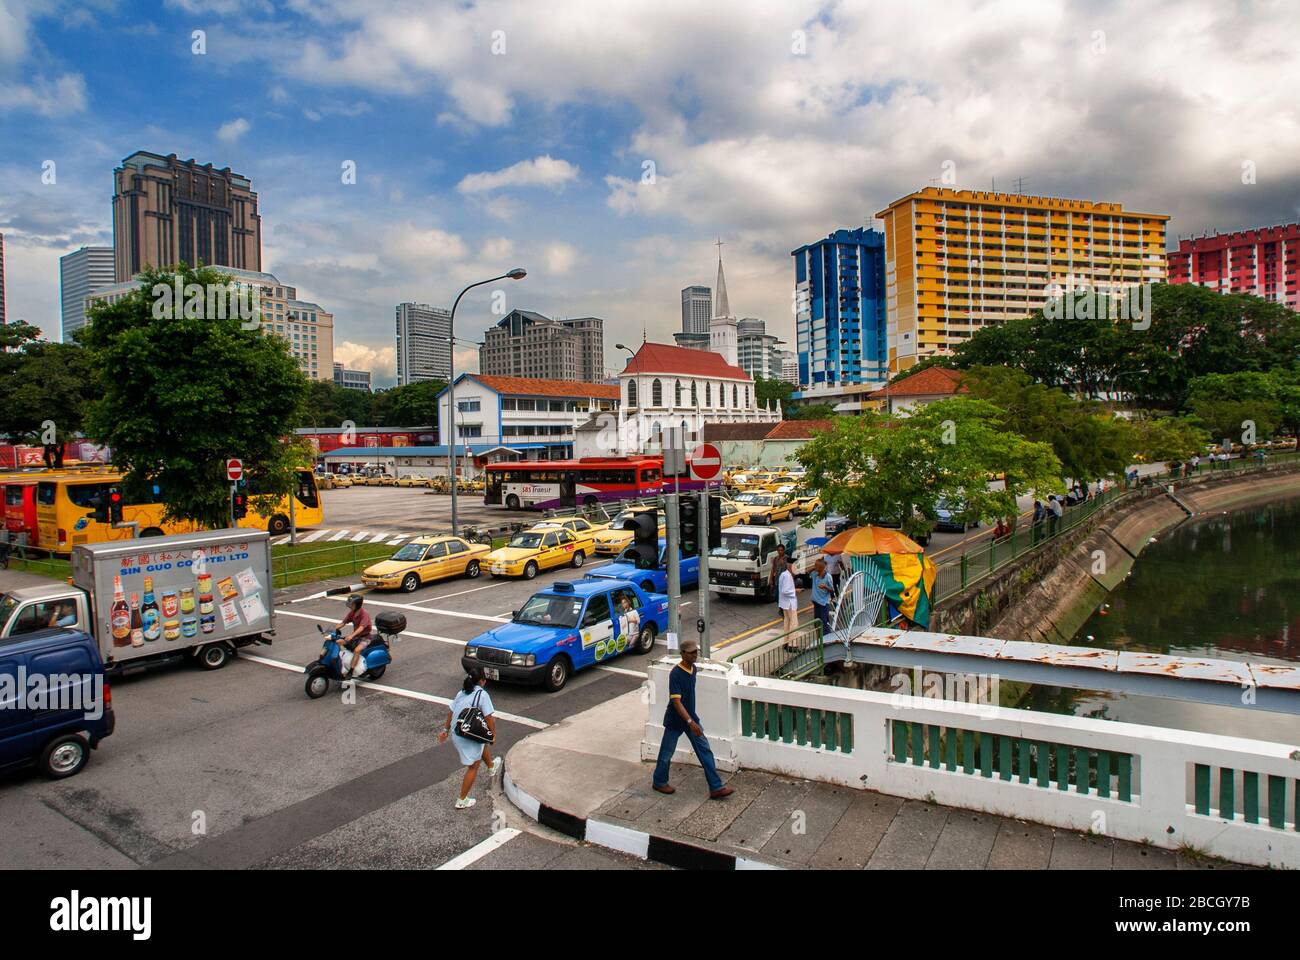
(810, 708), (822, 749)
(928, 725), (941, 770)
(1075, 747), (1090, 795)
(979, 732), (993, 779)
(998, 735), (1012, 781)
(740, 700), (753, 738)
(1117, 754), (1132, 802)
(911, 722), (925, 766)
(1268, 775), (1286, 829)
(1194, 764), (1211, 816)
(1018, 739), (1031, 784)
(963, 730), (975, 774)
(824, 711), (837, 751)
(944, 729), (957, 772)
(1244, 771), (1259, 824)
(1036, 742), (1051, 788)
(892, 720), (907, 762)
(1054, 744), (1069, 791)
(1220, 768), (1234, 821)
(1097, 751), (1111, 798)
(794, 706), (807, 746)
(839, 714), (853, 754)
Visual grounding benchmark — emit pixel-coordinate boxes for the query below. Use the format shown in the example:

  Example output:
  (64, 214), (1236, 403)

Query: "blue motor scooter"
(305, 611), (405, 698)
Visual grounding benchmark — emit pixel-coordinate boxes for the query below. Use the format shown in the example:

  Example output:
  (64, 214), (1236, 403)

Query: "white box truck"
(1, 529), (275, 673)
(707, 525), (819, 600)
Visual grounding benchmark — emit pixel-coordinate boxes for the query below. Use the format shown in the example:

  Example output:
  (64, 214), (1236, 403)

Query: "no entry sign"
(689, 443), (722, 481)
(226, 458), (244, 482)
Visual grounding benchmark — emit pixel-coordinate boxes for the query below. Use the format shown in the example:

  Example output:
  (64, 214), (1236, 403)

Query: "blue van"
(0, 589), (115, 779)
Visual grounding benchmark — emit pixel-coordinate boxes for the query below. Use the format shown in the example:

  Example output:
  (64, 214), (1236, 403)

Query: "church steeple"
(713, 238), (733, 320)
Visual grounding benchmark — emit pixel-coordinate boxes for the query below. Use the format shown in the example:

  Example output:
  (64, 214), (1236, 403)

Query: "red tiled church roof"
(468, 374), (621, 400)
(623, 342), (750, 380)
(764, 419), (833, 440)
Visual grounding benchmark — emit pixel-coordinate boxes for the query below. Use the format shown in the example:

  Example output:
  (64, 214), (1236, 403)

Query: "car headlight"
(510, 652), (535, 667)
(465, 646), (477, 658)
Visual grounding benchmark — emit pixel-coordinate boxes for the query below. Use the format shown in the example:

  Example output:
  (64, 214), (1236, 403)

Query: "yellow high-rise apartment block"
(875, 187), (1169, 371)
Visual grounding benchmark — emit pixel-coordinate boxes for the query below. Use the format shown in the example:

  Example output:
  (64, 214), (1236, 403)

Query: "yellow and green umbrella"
(823, 525), (937, 627)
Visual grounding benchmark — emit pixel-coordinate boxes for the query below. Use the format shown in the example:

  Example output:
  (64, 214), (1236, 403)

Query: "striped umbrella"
(821, 525), (936, 627)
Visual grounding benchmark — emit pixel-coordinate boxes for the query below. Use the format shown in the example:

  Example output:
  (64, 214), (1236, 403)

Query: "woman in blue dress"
(439, 668), (501, 810)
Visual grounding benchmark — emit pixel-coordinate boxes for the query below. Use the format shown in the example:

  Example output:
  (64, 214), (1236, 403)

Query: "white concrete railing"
(642, 659), (1300, 868)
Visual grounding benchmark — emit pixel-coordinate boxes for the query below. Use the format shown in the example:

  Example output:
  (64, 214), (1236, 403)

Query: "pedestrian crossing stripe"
(271, 528), (412, 547)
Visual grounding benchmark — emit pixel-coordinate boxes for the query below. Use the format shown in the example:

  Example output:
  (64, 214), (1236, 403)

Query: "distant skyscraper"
(0, 232), (6, 326)
(60, 246), (116, 339)
(112, 151), (262, 282)
(560, 316), (605, 383)
(333, 362), (372, 391)
(780, 350), (799, 385)
(736, 317), (785, 381)
(680, 285), (712, 334)
(1167, 223), (1300, 311)
(478, 310), (605, 381)
(396, 302), (453, 385)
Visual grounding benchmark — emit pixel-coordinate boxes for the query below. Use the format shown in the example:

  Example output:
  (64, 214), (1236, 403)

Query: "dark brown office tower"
(112, 151), (262, 282)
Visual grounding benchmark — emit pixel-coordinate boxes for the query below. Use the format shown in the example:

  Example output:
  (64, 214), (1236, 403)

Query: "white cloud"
(480, 237), (514, 261)
(0, 73), (88, 117)
(335, 340), (396, 378)
(382, 223), (467, 268)
(542, 242), (578, 276)
(457, 155), (579, 194)
(216, 117), (251, 143)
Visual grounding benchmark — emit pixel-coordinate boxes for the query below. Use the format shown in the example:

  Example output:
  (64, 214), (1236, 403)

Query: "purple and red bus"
(484, 457), (666, 510)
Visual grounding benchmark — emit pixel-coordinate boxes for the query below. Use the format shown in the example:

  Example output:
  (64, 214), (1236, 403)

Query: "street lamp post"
(446, 268), (527, 535)
(614, 343), (636, 455)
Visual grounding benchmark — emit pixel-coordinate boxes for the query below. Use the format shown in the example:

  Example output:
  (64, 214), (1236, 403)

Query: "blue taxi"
(461, 579), (668, 692)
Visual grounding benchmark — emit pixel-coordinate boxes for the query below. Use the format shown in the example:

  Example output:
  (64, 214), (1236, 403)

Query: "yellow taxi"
(395, 474), (430, 488)
(745, 491), (797, 524)
(592, 507), (664, 555)
(789, 491), (822, 516)
(362, 535), (492, 592)
(717, 499), (748, 529)
(321, 473), (352, 488)
(529, 515), (609, 538)
(487, 526), (593, 579)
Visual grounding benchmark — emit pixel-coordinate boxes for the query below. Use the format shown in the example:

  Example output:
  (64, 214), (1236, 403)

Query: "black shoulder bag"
(454, 688), (495, 744)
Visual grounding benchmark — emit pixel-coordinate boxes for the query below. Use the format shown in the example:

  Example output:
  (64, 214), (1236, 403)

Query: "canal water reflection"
(1024, 497), (1300, 743)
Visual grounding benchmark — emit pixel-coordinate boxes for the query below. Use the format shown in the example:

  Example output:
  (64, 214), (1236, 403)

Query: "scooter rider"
(337, 594), (373, 679)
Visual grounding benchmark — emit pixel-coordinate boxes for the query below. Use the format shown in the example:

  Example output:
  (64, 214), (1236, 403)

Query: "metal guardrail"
(930, 450), (1300, 604)
(727, 618), (824, 680)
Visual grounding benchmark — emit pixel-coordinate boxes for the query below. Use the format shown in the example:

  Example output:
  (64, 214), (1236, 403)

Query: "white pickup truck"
(707, 525), (819, 601)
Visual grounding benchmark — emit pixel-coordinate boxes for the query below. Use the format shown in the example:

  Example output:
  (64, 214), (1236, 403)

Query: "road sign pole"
(665, 493), (680, 645)
(229, 483), (236, 527)
(289, 479), (297, 546)
(698, 484), (710, 659)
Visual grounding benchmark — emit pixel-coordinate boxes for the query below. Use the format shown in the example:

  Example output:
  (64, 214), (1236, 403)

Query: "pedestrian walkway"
(270, 528), (412, 546)
(504, 686), (1252, 870)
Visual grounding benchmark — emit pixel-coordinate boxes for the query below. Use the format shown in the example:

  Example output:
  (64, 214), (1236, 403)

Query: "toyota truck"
(707, 525), (819, 600)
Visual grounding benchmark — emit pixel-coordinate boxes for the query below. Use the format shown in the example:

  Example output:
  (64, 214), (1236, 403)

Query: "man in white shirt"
(778, 559), (799, 636)
(823, 549), (841, 592)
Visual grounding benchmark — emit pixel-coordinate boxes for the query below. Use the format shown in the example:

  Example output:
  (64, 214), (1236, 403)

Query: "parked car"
(361, 535), (491, 591)
(486, 526), (593, 579)
(462, 579), (668, 691)
(395, 474), (430, 488)
(933, 498), (980, 533)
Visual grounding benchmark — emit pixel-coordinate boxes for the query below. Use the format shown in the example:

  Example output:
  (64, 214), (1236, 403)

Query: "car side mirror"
(510, 610), (520, 620)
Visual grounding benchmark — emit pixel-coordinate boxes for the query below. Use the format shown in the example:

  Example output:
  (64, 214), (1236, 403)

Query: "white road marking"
(368, 531), (390, 543)
(386, 537), (408, 545)
(271, 535), (291, 546)
(301, 528), (331, 543)
(328, 530), (351, 542)
(596, 664), (646, 678)
(411, 580), (507, 604)
(437, 829), (522, 870)
(239, 652), (547, 728)
(350, 530), (372, 542)
(328, 595), (509, 623)
(274, 608), (467, 647)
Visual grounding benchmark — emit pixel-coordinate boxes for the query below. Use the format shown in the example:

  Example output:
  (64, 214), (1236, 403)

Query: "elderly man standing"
(652, 638), (734, 800)
(778, 557), (799, 637)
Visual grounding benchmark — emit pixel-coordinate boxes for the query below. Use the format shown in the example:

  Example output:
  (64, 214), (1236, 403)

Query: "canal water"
(1024, 497), (1300, 744)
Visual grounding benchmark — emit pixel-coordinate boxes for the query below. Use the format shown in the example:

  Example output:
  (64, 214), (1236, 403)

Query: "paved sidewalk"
(505, 688), (1250, 870)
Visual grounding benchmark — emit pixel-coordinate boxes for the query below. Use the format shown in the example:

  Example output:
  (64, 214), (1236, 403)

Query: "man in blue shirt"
(652, 638), (733, 799)
(810, 557), (835, 636)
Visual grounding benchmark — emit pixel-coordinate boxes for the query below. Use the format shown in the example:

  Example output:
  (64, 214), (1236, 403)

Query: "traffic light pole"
(697, 486), (711, 659)
(664, 493), (680, 645)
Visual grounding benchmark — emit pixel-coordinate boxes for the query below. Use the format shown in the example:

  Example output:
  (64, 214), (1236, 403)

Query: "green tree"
(1126, 417), (1208, 463)
(371, 379), (446, 426)
(1185, 371), (1291, 444)
(792, 402), (836, 420)
(754, 377), (796, 417)
(80, 265), (310, 528)
(0, 342), (96, 444)
(794, 398), (1062, 539)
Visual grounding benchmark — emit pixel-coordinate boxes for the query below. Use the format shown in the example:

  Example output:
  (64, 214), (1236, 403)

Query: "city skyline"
(2, 1), (1299, 390)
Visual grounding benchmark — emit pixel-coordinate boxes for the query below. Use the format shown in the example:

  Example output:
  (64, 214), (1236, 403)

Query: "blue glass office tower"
(791, 228), (887, 389)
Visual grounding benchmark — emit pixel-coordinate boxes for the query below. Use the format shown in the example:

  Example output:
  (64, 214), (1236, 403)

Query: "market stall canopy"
(820, 525), (927, 556)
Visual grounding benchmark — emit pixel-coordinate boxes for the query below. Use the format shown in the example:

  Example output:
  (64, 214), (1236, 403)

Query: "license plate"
(483, 667), (500, 680)
(491, 564), (505, 574)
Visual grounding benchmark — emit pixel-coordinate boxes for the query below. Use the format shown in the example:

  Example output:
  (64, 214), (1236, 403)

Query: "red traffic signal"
(107, 487), (124, 525)
(231, 492), (248, 520)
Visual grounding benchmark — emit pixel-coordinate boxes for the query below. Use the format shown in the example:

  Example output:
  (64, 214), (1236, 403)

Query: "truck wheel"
(196, 642), (231, 670)
(269, 515), (290, 536)
(542, 655), (571, 692)
(39, 734), (89, 779)
(140, 527), (165, 538)
(634, 623), (657, 655)
(401, 573), (420, 593)
(571, 550), (585, 568)
(305, 667), (330, 699)
(506, 494), (521, 510)
(524, 561), (538, 580)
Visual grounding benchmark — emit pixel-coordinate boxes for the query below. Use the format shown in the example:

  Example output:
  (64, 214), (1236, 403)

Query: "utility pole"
(665, 493), (680, 644)
(697, 487), (711, 658)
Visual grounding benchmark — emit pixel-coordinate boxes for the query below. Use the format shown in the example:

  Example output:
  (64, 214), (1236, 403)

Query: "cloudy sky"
(2, 0), (1298, 386)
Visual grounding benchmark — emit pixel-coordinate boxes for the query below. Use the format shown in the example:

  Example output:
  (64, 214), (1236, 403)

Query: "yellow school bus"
(36, 470), (323, 553)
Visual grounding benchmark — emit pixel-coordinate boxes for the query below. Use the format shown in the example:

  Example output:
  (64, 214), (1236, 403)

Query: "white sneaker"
(454, 797), (477, 810)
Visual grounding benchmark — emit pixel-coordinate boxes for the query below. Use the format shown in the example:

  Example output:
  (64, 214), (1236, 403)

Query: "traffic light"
(679, 496), (699, 557)
(622, 509), (659, 569)
(231, 491), (248, 520)
(107, 487), (123, 525)
(706, 494), (723, 545)
(89, 491), (109, 524)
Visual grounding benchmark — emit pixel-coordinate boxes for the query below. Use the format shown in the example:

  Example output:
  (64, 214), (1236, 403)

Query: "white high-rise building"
(396, 302), (452, 385)
(680, 285), (712, 334)
(709, 246), (738, 367)
(60, 246), (116, 339)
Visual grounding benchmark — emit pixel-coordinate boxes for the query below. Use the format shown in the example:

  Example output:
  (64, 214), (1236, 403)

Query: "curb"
(503, 769), (782, 871)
